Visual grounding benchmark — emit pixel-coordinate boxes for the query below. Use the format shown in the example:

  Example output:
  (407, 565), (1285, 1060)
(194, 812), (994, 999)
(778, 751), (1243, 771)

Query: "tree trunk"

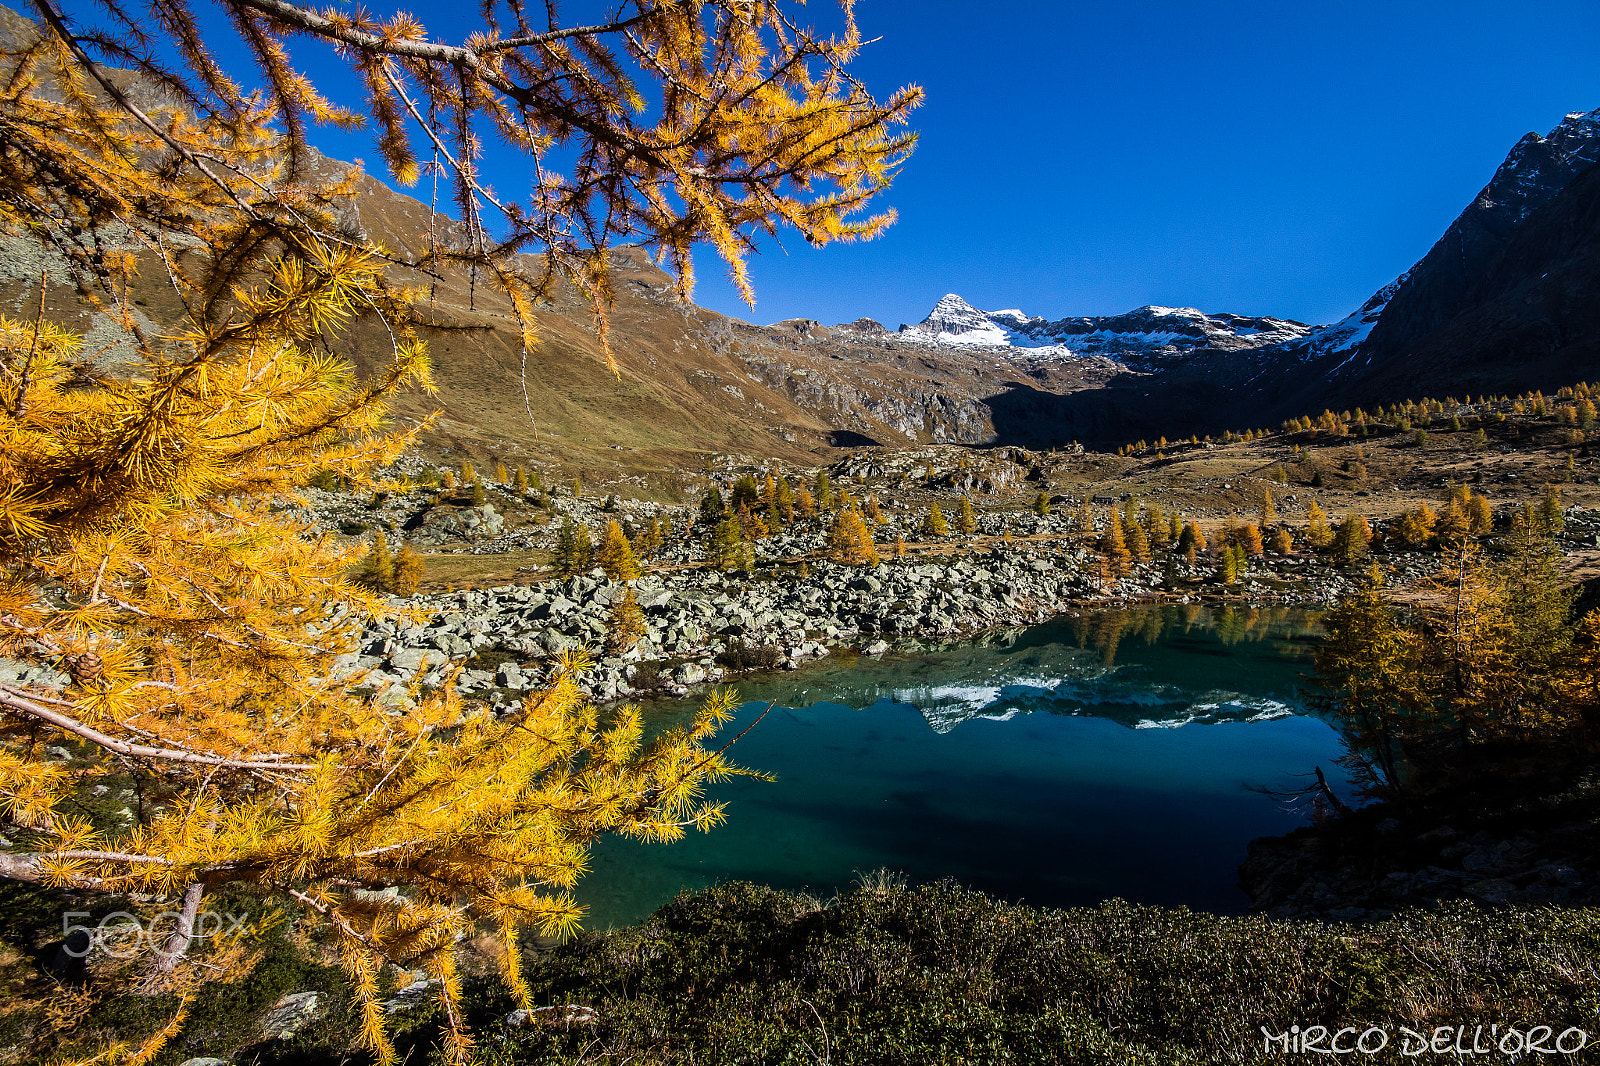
(157, 882), (204, 971)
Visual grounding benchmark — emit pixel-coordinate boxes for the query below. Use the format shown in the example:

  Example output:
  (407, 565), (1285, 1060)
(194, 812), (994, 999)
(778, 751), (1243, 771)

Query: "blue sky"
(677, 0), (1600, 329)
(167, 0), (1600, 328)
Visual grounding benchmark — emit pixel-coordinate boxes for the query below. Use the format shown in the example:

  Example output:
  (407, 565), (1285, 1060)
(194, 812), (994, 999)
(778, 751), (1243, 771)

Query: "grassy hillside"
(6, 878), (1593, 1065)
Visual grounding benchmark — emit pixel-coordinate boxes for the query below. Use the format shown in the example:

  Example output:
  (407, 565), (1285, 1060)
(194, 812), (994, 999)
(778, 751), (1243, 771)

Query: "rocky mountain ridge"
(891, 292), (1315, 369)
(2, 0), (1596, 468)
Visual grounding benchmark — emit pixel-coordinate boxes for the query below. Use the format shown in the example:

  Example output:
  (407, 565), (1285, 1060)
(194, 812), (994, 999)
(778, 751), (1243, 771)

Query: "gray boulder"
(262, 991), (320, 1040)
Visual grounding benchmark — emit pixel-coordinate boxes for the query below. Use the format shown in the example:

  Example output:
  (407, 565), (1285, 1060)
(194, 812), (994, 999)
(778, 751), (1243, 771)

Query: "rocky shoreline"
(336, 540), (1370, 710)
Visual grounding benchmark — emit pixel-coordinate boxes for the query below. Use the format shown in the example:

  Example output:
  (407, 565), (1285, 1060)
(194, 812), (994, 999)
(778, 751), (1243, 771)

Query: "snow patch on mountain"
(1295, 273), (1410, 372)
(893, 294), (1314, 369)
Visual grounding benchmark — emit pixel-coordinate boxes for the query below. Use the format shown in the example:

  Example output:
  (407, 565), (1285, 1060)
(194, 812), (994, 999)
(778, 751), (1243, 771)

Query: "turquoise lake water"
(579, 606), (1347, 928)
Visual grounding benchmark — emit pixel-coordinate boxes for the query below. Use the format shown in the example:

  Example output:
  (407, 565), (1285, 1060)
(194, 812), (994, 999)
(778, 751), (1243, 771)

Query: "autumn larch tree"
(794, 483), (816, 520)
(828, 506), (880, 566)
(815, 471), (835, 512)
(0, 260), (749, 1065)
(1304, 501), (1334, 550)
(596, 519), (642, 582)
(1100, 512), (1131, 576)
(956, 495), (977, 535)
(1177, 521), (1205, 563)
(360, 529), (396, 591)
(637, 516), (665, 561)
(1236, 522), (1265, 557)
(709, 513), (753, 571)
(775, 477), (796, 524)
(1124, 517), (1151, 561)
(605, 585), (649, 653)
(392, 543), (426, 595)
(1331, 513), (1372, 568)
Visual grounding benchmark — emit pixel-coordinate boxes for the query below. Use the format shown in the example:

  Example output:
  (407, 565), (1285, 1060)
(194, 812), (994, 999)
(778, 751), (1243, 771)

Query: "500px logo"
(1263, 1024), (1590, 1058)
(62, 910), (252, 960)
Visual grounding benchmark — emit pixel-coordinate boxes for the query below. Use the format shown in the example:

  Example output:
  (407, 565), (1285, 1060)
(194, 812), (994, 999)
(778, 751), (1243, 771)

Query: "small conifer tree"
(957, 495), (978, 535)
(894, 531), (906, 557)
(710, 514), (752, 571)
(496, 461), (510, 483)
(1100, 512), (1132, 575)
(1437, 499), (1471, 544)
(701, 485), (727, 521)
(815, 470), (834, 511)
(461, 459), (477, 484)
(1034, 491), (1050, 517)
(922, 503), (950, 538)
(731, 473), (761, 511)
(573, 523), (595, 571)
(471, 479), (488, 507)
(1144, 505), (1169, 551)
(1305, 501), (1334, 550)
(597, 520), (642, 581)
(514, 467), (529, 493)
(1467, 493), (1494, 534)
(1218, 547), (1239, 584)
(776, 477), (796, 524)
(1396, 504), (1437, 549)
(553, 519), (581, 575)
(605, 585), (649, 653)
(362, 529), (395, 591)
(638, 516), (665, 561)
(1124, 517), (1150, 561)
(737, 503), (770, 541)
(828, 507), (880, 566)
(1540, 484), (1565, 531)
(1238, 522), (1265, 556)
(1331, 514), (1372, 568)
(393, 543), (426, 595)
(1177, 521), (1206, 563)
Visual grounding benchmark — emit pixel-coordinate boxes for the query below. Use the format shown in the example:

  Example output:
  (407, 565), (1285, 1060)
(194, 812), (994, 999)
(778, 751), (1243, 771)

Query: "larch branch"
(0, 683), (315, 770)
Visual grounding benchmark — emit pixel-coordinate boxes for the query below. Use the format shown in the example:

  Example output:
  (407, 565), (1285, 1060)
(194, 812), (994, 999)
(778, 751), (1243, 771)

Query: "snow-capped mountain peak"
(904, 293), (1011, 344)
(895, 294), (1314, 369)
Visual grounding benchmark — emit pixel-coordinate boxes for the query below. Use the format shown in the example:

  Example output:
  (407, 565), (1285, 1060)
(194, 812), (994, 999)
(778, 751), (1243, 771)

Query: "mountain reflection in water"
(707, 604), (1323, 733)
(580, 605), (1338, 927)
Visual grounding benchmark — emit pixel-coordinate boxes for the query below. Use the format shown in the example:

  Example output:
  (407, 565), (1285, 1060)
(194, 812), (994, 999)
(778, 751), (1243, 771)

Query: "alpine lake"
(578, 604), (1347, 928)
